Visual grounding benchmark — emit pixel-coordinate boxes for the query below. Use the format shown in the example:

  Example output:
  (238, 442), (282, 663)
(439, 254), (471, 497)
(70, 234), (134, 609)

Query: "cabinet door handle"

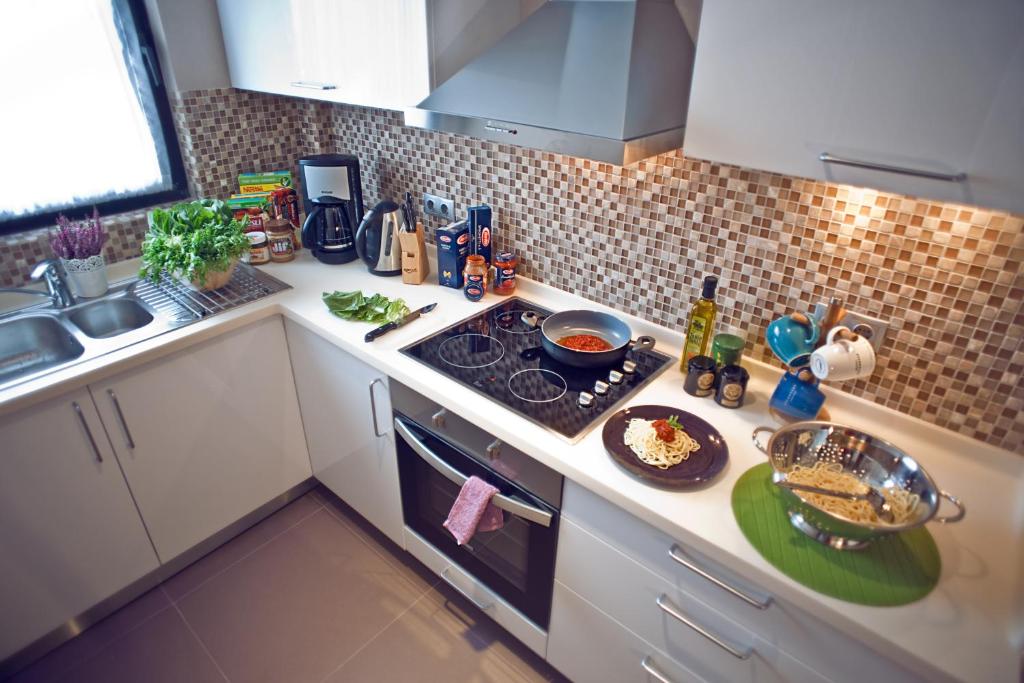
(819, 152), (966, 182)
(107, 389), (135, 449)
(640, 656), (676, 683)
(668, 544), (772, 610)
(290, 80), (336, 90)
(72, 401), (103, 463)
(369, 378), (386, 437)
(656, 594), (752, 660)
(441, 567), (493, 612)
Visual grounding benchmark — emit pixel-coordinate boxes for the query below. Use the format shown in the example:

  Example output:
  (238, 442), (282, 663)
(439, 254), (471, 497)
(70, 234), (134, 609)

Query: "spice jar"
(493, 251), (517, 295)
(684, 355), (717, 397)
(715, 364), (749, 409)
(245, 231), (271, 265)
(464, 254), (487, 301)
(266, 218), (295, 262)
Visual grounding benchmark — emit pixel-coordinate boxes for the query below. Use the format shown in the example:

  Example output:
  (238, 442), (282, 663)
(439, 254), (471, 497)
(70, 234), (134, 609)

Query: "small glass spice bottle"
(715, 364), (750, 409)
(464, 254), (487, 301)
(493, 251), (517, 295)
(684, 355), (717, 397)
(266, 218), (295, 262)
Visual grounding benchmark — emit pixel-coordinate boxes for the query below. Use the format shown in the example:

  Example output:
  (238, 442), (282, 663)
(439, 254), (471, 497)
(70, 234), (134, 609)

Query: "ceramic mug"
(765, 313), (819, 367)
(810, 326), (876, 381)
(769, 369), (826, 421)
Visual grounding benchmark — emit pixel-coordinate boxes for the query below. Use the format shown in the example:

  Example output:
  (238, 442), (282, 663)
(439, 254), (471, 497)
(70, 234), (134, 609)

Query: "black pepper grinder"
(715, 364), (749, 409)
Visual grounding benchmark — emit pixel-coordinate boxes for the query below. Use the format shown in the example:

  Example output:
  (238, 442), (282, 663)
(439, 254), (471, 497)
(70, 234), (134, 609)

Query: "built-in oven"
(391, 380), (562, 630)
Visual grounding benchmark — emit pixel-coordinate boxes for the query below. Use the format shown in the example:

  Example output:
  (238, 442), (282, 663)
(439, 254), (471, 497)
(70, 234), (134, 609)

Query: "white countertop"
(3, 253), (1022, 682)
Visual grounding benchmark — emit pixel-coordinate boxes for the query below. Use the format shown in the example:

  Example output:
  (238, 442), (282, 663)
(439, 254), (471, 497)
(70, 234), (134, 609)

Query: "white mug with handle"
(810, 326), (876, 381)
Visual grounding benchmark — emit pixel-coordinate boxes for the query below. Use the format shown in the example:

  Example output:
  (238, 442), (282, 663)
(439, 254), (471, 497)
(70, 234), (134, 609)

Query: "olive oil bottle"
(681, 275), (719, 367)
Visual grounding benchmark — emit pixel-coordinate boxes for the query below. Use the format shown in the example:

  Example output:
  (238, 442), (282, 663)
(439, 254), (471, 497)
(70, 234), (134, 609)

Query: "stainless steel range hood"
(405, 0), (696, 166)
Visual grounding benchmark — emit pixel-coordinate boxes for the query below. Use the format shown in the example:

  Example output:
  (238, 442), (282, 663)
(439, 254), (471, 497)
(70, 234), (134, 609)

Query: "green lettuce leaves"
(322, 290), (410, 324)
(140, 199), (250, 286)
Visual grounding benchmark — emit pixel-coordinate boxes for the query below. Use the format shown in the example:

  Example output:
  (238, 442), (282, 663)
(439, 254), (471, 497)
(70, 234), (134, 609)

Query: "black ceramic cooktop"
(401, 297), (674, 441)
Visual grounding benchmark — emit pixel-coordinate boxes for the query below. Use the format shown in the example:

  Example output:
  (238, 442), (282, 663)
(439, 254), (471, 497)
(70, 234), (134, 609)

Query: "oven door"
(394, 415), (558, 629)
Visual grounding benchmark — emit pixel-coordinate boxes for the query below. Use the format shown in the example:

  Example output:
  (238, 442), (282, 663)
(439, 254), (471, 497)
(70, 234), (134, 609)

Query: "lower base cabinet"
(0, 389), (159, 661)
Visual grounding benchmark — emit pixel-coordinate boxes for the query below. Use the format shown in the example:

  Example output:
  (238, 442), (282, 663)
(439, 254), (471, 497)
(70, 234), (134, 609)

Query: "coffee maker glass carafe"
(301, 197), (358, 264)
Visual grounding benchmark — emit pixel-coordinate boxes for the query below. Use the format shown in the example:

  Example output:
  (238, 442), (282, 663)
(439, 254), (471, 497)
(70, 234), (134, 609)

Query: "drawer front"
(548, 581), (703, 683)
(557, 519), (829, 683)
(563, 482), (927, 683)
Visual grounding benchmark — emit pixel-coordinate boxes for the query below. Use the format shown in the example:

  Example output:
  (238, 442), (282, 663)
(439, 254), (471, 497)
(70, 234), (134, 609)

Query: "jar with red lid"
(493, 251), (517, 295)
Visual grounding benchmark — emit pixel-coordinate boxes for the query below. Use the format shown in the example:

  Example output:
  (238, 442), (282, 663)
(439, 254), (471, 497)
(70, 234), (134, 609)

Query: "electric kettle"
(355, 199), (405, 276)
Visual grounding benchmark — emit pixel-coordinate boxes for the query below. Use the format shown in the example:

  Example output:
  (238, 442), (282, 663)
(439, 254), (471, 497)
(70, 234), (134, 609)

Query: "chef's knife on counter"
(364, 303), (437, 342)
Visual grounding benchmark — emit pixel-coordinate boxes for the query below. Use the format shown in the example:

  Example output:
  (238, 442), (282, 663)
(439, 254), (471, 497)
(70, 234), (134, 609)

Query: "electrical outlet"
(423, 192), (455, 220)
(813, 302), (890, 353)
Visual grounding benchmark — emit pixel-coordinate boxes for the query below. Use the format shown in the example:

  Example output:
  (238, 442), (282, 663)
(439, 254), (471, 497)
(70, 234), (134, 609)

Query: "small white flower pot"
(62, 255), (108, 298)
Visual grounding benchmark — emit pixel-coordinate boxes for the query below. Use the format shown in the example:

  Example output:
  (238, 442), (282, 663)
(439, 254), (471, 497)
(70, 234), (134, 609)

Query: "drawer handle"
(107, 389), (135, 449)
(640, 655), (676, 683)
(369, 378), (386, 437)
(72, 401), (103, 463)
(441, 567), (493, 612)
(656, 594), (752, 660)
(668, 544), (772, 610)
(819, 152), (966, 182)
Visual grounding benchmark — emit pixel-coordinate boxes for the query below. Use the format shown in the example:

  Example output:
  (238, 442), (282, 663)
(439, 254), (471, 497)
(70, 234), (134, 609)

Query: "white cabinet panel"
(217, 0), (430, 110)
(0, 389), (159, 659)
(92, 316), (311, 562)
(285, 319), (403, 546)
(685, 0), (1024, 213)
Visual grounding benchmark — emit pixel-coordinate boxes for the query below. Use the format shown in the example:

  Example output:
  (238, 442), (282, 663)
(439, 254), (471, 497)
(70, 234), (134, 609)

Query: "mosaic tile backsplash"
(3, 87), (1021, 453)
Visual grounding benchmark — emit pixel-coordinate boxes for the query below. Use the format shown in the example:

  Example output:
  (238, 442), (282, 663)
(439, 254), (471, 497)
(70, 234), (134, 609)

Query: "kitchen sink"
(68, 298), (154, 339)
(0, 316), (86, 387)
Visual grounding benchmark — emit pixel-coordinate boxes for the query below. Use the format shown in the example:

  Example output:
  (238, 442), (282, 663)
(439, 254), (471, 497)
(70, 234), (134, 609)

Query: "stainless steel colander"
(752, 422), (965, 550)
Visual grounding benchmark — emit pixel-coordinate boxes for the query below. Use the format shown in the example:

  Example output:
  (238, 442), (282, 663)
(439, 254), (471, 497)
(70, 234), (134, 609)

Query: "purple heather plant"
(51, 208), (108, 260)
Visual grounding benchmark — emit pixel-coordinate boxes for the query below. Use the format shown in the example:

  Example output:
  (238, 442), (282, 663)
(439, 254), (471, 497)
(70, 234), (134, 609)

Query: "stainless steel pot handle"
(656, 594), (752, 660)
(752, 426), (776, 454)
(668, 545), (772, 610)
(934, 491), (966, 524)
(640, 656), (676, 683)
(393, 418), (554, 528)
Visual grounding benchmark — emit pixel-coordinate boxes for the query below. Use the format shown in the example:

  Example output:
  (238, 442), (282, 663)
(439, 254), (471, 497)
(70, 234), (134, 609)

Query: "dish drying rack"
(131, 264), (291, 323)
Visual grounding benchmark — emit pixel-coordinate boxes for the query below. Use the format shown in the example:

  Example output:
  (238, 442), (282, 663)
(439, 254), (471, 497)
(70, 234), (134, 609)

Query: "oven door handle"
(394, 418), (554, 528)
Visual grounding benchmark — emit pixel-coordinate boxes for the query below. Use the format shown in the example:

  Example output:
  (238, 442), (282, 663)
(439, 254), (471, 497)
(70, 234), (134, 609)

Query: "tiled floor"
(9, 487), (566, 683)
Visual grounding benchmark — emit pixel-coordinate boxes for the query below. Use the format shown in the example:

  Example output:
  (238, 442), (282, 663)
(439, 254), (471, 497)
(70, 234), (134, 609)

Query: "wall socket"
(423, 192), (455, 220)
(812, 302), (890, 353)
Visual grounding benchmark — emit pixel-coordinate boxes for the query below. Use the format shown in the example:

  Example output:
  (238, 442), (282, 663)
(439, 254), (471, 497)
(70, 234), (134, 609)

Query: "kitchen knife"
(364, 302), (437, 342)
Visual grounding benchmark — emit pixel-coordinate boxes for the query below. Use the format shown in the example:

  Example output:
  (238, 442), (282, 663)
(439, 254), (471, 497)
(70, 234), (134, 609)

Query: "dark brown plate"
(602, 405), (729, 489)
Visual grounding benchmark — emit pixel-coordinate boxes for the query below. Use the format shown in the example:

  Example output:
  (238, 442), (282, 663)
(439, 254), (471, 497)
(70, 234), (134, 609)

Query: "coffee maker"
(298, 154), (363, 264)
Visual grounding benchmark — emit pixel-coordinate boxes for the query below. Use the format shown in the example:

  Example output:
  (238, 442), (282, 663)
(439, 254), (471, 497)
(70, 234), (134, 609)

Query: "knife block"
(399, 222), (429, 285)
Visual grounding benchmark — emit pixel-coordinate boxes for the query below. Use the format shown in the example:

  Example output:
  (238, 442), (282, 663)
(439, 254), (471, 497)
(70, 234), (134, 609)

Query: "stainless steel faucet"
(0, 260), (77, 308)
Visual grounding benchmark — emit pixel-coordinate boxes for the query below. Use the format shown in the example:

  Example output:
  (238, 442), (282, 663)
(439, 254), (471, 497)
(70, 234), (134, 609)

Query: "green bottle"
(681, 276), (719, 368)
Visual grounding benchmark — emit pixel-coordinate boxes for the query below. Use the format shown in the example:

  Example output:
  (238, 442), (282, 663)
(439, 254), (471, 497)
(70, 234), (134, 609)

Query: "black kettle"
(355, 200), (405, 276)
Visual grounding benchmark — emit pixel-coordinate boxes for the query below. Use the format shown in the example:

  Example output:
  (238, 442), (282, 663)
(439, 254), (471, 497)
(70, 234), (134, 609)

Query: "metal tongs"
(775, 479), (895, 523)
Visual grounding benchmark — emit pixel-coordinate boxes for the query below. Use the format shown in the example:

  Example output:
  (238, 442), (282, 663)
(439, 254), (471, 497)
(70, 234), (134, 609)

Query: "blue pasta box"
(436, 219), (470, 288)
(467, 204), (493, 266)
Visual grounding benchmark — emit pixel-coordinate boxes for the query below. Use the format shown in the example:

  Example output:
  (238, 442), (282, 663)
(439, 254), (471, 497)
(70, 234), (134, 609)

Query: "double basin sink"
(0, 280), (194, 392)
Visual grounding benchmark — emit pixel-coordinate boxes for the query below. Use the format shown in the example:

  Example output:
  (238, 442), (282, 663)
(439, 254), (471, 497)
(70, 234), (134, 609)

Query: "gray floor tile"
(162, 492), (323, 602)
(49, 609), (224, 683)
(325, 584), (561, 683)
(8, 587), (171, 683)
(176, 508), (431, 683)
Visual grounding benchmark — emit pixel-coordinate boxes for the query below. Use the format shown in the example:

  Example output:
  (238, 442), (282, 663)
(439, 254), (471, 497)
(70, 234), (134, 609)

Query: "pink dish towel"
(443, 475), (504, 545)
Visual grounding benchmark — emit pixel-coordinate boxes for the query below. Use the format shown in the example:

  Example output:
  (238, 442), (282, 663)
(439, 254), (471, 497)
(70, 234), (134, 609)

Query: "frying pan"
(521, 310), (656, 368)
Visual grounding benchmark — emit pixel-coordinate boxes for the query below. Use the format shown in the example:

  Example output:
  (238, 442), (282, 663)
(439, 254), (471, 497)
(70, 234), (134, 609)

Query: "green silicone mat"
(732, 463), (940, 606)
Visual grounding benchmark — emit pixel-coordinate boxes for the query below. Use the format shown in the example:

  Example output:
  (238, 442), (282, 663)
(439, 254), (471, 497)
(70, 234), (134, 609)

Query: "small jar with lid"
(684, 355), (717, 397)
(265, 218), (294, 262)
(464, 254), (487, 301)
(245, 231), (271, 265)
(493, 251), (518, 295)
(715, 364), (749, 409)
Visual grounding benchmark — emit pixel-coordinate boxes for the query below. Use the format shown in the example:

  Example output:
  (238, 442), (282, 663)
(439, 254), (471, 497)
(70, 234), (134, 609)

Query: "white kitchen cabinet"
(0, 388), (159, 660)
(91, 316), (311, 563)
(284, 320), (403, 546)
(684, 0), (1024, 214)
(217, 0), (430, 110)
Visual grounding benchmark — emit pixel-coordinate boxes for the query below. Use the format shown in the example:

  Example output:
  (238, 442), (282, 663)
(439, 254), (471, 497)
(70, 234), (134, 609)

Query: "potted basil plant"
(140, 199), (250, 291)
(50, 209), (109, 298)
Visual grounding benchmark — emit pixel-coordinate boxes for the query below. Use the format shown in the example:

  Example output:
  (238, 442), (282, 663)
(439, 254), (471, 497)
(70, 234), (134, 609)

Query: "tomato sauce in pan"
(556, 334), (613, 352)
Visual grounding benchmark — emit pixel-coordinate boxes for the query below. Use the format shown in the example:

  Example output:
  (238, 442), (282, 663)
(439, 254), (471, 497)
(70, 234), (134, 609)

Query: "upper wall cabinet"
(684, 0), (1024, 214)
(217, 0), (429, 110)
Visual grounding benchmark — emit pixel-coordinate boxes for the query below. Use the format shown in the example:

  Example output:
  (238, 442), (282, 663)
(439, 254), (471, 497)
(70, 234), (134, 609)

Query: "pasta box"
(436, 219), (470, 288)
(467, 204), (493, 266)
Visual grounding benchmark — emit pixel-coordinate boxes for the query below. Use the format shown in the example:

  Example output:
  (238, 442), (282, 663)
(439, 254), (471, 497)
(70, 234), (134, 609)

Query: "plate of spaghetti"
(602, 406), (728, 488)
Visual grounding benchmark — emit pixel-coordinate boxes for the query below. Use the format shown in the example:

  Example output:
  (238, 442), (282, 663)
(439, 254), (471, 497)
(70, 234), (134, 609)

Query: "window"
(0, 0), (187, 234)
